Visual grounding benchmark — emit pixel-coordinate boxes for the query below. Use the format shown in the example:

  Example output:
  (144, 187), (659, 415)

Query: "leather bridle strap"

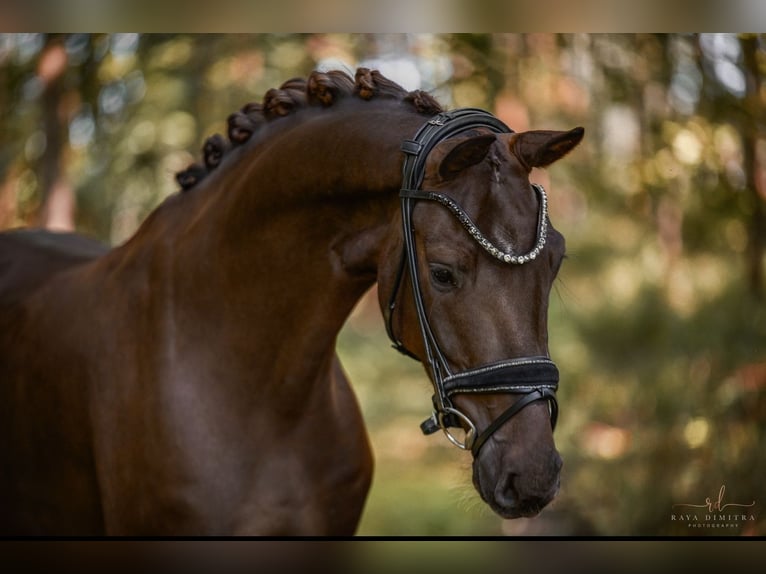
(469, 388), (558, 457)
(384, 107), (560, 456)
(420, 357), (560, 456)
(384, 108), (512, 360)
(442, 356), (559, 396)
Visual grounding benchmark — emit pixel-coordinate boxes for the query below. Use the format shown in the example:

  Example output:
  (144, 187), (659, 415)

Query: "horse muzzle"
(466, 393), (563, 519)
(477, 444), (563, 519)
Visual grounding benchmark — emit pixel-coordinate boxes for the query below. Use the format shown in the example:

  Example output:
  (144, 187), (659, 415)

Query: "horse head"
(379, 115), (584, 519)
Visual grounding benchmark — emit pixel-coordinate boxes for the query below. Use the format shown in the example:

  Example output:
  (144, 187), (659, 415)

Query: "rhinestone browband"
(399, 182), (549, 265)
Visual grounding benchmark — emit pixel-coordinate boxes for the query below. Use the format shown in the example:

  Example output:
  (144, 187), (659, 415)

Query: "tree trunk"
(740, 34), (765, 298)
(36, 36), (75, 231)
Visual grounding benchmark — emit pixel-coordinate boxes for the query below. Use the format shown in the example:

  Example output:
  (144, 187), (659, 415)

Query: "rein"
(384, 109), (559, 457)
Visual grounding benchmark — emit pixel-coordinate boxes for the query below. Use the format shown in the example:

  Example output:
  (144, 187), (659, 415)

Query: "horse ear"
(438, 133), (497, 180)
(511, 127), (584, 171)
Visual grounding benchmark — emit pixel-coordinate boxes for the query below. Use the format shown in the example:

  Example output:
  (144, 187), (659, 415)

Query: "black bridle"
(383, 108), (559, 457)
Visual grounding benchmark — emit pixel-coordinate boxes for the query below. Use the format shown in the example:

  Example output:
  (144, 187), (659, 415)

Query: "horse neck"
(117, 102), (425, 388)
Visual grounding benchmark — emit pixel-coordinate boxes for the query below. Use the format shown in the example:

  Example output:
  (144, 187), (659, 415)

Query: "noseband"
(384, 108), (560, 457)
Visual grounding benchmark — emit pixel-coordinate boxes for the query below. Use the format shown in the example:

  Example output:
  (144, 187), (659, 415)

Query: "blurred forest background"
(0, 33), (764, 536)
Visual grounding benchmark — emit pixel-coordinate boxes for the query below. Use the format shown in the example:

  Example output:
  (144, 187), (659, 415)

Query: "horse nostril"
(553, 451), (564, 474)
(494, 472), (519, 506)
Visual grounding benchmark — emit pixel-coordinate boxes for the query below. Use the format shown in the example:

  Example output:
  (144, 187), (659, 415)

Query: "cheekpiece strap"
(385, 109), (513, 365)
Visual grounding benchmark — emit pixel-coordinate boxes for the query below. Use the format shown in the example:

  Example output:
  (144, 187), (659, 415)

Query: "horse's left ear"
(511, 127), (584, 171)
(438, 133), (497, 180)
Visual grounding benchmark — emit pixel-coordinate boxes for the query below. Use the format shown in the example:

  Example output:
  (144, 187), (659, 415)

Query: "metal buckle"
(438, 407), (477, 451)
(428, 115), (447, 126)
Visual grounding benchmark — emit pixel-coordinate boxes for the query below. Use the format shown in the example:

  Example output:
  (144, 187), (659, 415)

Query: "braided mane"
(175, 67), (444, 191)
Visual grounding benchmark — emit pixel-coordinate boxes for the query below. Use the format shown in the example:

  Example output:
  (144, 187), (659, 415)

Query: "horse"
(0, 68), (583, 536)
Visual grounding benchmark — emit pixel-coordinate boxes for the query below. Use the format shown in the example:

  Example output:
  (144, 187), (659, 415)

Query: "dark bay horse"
(0, 68), (583, 535)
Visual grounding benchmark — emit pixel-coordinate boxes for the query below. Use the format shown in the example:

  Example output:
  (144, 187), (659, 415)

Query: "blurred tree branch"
(740, 34), (764, 298)
(36, 34), (75, 230)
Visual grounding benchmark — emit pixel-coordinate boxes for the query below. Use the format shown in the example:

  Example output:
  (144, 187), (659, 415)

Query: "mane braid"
(175, 67), (444, 192)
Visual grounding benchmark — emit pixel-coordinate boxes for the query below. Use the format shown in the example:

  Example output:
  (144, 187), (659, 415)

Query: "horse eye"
(430, 265), (457, 288)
